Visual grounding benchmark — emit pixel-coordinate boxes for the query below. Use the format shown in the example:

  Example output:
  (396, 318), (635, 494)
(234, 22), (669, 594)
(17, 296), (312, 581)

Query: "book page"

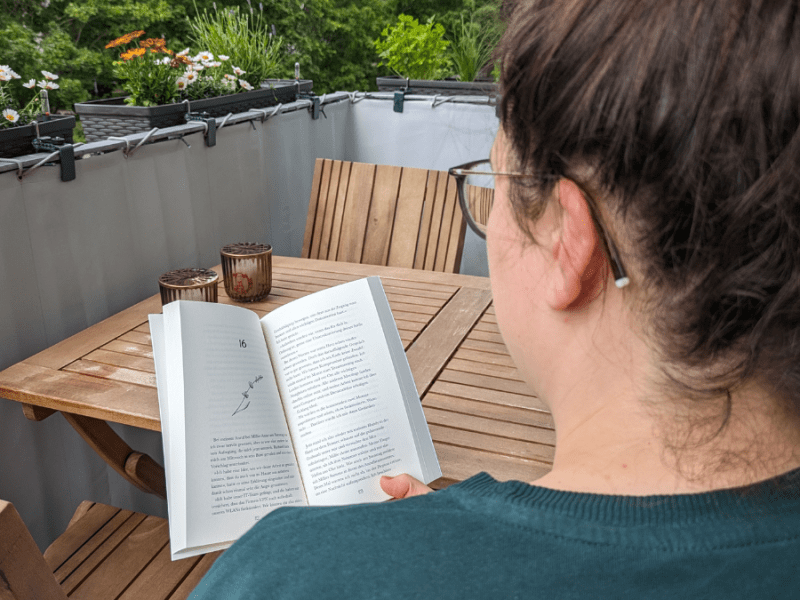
(262, 277), (437, 506)
(160, 301), (306, 558)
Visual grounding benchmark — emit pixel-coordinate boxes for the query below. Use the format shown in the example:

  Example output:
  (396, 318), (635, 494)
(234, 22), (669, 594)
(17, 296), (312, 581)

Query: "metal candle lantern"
(158, 268), (219, 306)
(220, 243), (272, 302)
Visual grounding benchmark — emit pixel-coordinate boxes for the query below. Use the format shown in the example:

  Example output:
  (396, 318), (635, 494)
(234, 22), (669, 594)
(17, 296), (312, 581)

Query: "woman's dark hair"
(499, 0), (800, 416)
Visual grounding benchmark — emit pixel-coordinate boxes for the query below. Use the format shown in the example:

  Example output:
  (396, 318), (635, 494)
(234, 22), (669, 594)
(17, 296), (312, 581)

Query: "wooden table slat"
(24, 295), (162, 371)
(429, 423), (555, 463)
(424, 406), (556, 446)
(445, 357), (526, 383)
(424, 392), (554, 430)
(406, 287), (493, 396)
(116, 330), (152, 346)
(64, 359), (157, 388)
(453, 347), (518, 369)
(83, 349), (157, 374)
(433, 443), (552, 486)
(428, 379), (549, 413)
(437, 369), (536, 397)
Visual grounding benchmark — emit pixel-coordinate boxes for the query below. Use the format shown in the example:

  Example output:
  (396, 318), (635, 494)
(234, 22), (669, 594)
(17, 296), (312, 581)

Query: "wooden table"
(0, 256), (554, 497)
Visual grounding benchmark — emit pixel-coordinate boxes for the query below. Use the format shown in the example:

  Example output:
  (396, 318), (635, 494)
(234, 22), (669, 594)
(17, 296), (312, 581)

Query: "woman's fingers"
(379, 474), (433, 499)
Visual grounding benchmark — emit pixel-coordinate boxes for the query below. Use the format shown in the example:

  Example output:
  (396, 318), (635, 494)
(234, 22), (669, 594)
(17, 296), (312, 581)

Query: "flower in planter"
(2, 108), (19, 124)
(106, 31), (259, 107)
(0, 65), (61, 128)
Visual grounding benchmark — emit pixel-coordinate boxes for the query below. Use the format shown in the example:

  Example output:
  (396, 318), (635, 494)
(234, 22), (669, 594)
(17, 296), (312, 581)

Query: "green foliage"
(2, 0), (501, 111)
(374, 14), (450, 81)
(447, 11), (501, 82)
(187, 2), (282, 88)
(0, 21), (99, 112)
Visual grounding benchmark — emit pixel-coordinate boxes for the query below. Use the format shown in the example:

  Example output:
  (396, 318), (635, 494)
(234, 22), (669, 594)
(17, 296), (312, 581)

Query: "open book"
(149, 277), (440, 560)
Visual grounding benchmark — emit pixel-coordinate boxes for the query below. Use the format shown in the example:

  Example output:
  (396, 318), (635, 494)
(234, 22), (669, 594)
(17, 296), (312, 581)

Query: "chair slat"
(68, 516), (169, 599)
(443, 177), (467, 274)
(317, 159), (342, 260)
(434, 174), (460, 272)
(301, 157), (326, 259)
(43, 502), (119, 573)
(387, 167), (429, 268)
(413, 170), (439, 270)
(362, 164), (402, 265)
(423, 170), (451, 271)
(327, 160), (351, 261)
(337, 162), (376, 263)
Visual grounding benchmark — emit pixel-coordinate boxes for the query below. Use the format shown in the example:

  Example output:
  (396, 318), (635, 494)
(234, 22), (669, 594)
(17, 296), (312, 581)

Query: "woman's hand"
(380, 474), (433, 499)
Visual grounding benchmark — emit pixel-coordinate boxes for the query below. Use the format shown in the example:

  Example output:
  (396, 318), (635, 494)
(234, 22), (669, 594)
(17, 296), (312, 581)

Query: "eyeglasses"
(448, 159), (630, 288)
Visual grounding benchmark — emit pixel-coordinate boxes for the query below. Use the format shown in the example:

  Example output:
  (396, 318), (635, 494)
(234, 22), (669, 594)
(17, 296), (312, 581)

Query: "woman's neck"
(532, 379), (800, 495)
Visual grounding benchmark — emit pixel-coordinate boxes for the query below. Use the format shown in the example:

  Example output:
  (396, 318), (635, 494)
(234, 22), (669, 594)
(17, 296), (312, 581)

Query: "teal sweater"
(190, 470), (800, 598)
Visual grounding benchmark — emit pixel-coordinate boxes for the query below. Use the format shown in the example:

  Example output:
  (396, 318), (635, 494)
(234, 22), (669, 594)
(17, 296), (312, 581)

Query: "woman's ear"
(546, 179), (607, 311)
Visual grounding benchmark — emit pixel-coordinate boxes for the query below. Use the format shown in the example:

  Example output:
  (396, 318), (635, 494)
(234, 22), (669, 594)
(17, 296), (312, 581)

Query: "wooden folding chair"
(302, 159), (468, 273)
(0, 499), (218, 599)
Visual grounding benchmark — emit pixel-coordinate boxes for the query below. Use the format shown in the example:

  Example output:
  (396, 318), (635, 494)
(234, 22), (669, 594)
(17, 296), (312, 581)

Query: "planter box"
(75, 79), (313, 143)
(376, 76), (498, 98)
(0, 115), (75, 159)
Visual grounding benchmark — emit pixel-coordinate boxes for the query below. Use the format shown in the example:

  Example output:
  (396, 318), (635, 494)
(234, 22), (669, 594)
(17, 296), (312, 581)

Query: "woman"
(191, 0), (800, 596)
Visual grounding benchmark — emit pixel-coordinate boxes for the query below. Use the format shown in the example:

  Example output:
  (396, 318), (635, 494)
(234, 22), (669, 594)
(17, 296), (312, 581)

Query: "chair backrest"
(0, 500), (67, 600)
(302, 159), (467, 273)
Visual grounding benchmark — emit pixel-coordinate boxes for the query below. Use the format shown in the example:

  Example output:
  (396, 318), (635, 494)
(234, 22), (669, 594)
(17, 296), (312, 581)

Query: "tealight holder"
(221, 243), (272, 302)
(158, 268), (219, 306)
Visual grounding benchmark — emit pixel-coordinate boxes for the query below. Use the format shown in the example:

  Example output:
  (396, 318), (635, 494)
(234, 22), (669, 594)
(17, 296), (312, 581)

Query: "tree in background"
(0, 0), (501, 109)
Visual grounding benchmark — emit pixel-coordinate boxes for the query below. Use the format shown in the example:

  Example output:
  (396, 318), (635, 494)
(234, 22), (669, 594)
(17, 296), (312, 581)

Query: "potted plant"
(0, 65), (75, 159)
(374, 13), (498, 97)
(75, 9), (311, 143)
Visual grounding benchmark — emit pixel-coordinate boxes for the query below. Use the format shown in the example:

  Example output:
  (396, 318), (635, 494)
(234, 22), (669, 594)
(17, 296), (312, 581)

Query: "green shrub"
(187, 2), (282, 88)
(374, 14), (451, 81)
(448, 13), (500, 82)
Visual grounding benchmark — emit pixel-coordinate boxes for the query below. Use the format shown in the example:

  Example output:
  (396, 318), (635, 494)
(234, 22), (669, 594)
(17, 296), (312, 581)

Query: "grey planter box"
(75, 79), (313, 142)
(0, 115), (75, 159)
(376, 76), (498, 98)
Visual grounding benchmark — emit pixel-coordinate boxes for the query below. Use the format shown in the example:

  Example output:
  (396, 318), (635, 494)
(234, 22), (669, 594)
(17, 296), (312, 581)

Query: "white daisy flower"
(0, 73), (10, 82)
(177, 48), (191, 56)
(22, 79), (36, 88)
(184, 71), (198, 82)
(38, 80), (59, 90)
(224, 73), (236, 80)
(41, 70), (58, 80)
(206, 61), (222, 68)
(233, 66), (246, 76)
(2, 108), (20, 124)
(0, 65), (9, 73)
(176, 77), (189, 91)
(196, 51), (214, 62)
(191, 64), (204, 71)
(218, 55), (229, 61)
(239, 79), (253, 91)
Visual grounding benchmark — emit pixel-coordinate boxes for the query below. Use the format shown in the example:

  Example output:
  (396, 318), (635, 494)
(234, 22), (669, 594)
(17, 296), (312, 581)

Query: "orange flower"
(139, 38), (167, 49)
(171, 55), (191, 68)
(105, 30), (146, 49)
(120, 47), (147, 61)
